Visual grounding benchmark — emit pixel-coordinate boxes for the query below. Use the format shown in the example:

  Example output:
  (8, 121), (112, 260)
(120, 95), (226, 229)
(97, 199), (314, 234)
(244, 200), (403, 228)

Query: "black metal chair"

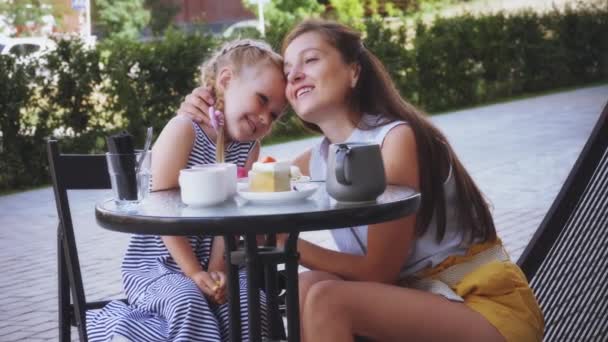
(517, 102), (608, 341)
(47, 139), (123, 342)
(48, 139), (287, 341)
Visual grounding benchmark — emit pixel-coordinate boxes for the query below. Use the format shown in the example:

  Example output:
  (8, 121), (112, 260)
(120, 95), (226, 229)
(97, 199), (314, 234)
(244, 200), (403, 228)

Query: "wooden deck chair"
(518, 102), (608, 341)
(47, 140), (126, 342)
(47, 139), (127, 342)
(48, 139), (287, 341)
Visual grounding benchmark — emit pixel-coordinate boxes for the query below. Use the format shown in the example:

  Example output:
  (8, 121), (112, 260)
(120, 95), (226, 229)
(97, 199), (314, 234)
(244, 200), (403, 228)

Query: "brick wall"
(49, 0), (256, 36)
(48, 0), (82, 34)
(174, 0), (255, 25)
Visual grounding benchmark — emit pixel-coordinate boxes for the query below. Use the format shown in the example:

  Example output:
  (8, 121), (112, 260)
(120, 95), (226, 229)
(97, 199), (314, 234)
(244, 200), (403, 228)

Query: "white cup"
(178, 166), (228, 207)
(192, 163), (237, 196)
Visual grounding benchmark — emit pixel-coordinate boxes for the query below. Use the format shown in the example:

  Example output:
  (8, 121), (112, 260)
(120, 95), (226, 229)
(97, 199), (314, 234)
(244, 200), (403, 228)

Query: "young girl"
(180, 21), (544, 342)
(87, 39), (287, 342)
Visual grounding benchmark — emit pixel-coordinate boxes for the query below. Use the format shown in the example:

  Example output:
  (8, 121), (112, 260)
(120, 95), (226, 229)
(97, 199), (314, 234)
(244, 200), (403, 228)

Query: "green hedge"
(0, 55), (38, 188)
(1, 5), (607, 191)
(409, 7), (608, 111)
(100, 31), (217, 143)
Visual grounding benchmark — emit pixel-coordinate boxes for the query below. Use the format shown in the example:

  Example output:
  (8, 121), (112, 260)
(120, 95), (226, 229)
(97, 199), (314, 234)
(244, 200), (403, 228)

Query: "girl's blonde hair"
(200, 39), (283, 113)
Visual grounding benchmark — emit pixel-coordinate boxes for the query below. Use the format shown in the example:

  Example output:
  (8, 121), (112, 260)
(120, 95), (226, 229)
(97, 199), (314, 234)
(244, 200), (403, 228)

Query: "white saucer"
(237, 182), (319, 203)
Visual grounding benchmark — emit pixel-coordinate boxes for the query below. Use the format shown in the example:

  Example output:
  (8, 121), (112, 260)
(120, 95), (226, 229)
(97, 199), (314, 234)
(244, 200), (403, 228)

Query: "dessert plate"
(237, 182), (319, 203)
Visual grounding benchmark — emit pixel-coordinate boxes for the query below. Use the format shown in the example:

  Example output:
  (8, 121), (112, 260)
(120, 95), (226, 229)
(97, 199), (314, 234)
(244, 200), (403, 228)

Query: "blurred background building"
(1, 0), (256, 38)
(172, 0), (254, 32)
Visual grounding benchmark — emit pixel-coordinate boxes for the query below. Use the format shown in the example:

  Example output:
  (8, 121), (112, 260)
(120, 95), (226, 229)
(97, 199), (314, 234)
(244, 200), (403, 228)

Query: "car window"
(9, 44), (40, 57)
(9, 45), (24, 56)
(23, 44), (40, 55)
(232, 27), (260, 37)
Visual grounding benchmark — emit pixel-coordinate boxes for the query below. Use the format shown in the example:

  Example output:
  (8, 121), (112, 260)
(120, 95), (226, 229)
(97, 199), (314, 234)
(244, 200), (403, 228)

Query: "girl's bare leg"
(303, 280), (505, 342)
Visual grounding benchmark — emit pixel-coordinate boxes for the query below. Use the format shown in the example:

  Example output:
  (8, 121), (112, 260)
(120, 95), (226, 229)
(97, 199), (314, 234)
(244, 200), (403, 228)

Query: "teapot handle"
(335, 144), (352, 185)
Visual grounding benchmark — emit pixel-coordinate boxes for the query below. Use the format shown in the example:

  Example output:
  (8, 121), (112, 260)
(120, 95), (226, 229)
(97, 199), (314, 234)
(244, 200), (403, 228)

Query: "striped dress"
(87, 122), (268, 342)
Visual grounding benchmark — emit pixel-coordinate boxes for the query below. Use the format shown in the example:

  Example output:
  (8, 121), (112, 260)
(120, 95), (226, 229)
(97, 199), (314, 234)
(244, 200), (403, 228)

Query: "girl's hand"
(177, 86), (216, 125)
(210, 271), (227, 305)
(191, 270), (224, 302)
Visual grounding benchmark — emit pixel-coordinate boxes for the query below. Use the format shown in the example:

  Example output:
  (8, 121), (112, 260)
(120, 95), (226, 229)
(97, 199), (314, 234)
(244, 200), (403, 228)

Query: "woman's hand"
(177, 86), (216, 126)
(191, 270), (226, 304)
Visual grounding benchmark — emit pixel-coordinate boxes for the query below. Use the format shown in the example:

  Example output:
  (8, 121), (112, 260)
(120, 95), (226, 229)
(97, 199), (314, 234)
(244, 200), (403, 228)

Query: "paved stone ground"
(0, 84), (605, 341)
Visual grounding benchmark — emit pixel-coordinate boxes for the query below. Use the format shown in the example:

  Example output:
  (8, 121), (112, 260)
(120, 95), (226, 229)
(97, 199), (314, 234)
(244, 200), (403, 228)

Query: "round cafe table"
(95, 183), (420, 342)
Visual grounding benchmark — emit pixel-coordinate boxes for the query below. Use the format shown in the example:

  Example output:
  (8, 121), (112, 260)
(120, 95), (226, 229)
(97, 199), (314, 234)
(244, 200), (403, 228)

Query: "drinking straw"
(216, 128), (225, 163)
(210, 106), (225, 163)
(136, 127), (153, 173)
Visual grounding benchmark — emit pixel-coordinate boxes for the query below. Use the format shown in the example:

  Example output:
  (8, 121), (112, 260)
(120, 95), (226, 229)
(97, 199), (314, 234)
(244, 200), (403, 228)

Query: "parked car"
(0, 36), (57, 60)
(222, 20), (262, 38)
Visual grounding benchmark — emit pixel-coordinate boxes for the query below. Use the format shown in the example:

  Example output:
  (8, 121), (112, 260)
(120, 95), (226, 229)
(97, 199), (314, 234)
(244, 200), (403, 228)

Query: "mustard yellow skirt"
(417, 240), (544, 342)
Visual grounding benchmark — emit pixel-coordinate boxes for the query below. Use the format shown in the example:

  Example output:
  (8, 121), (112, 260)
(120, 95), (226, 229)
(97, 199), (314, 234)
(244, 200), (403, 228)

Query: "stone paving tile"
(0, 84), (606, 340)
(1, 330), (41, 342)
(0, 325), (25, 337)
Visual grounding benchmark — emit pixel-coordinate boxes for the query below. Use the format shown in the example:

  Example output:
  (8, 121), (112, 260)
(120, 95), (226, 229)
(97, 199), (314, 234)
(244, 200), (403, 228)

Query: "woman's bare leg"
(303, 280), (505, 342)
(298, 271), (342, 341)
(298, 271), (342, 308)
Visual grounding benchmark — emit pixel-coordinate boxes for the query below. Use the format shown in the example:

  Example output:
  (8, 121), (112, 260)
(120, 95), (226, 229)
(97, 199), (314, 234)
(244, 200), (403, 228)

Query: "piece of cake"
(248, 157), (291, 192)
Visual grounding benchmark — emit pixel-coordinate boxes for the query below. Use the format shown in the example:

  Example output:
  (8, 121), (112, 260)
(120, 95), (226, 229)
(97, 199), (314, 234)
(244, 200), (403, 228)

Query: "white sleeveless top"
(309, 114), (470, 277)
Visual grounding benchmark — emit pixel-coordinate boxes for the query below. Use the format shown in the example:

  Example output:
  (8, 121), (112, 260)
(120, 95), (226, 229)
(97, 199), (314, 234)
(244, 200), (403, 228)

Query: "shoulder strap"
(349, 227), (367, 254)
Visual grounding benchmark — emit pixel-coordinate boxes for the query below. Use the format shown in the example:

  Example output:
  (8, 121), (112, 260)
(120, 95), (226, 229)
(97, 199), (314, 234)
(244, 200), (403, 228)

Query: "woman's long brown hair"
(283, 20), (496, 243)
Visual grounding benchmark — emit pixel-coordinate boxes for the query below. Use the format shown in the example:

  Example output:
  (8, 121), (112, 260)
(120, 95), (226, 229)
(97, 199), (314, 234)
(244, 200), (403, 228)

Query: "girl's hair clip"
(209, 106), (224, 130)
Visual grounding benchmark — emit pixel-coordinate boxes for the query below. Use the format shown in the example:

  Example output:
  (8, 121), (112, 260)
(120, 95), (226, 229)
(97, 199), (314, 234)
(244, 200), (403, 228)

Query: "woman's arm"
(176, 86), (214, 126)
(292, 148), (312, 176)
(295, 125), (420, 284)
(244, 141), (261, 170)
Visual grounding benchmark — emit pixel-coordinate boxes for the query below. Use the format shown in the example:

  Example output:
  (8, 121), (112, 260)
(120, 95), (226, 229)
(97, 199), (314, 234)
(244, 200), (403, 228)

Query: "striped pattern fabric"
(186, 122), (255, 168)
(518, 105), (608, 341)
(87, 122), (263, 341)
(530, 148), (608, 341)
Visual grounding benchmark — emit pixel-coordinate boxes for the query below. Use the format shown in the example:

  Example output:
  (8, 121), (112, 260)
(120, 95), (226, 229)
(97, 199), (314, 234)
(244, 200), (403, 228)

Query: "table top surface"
(95, 183), (420, 235)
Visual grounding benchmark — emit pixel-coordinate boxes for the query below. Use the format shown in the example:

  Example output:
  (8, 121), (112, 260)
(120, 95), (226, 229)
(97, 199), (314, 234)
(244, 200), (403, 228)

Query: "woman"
(179, 19), (543, 342)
